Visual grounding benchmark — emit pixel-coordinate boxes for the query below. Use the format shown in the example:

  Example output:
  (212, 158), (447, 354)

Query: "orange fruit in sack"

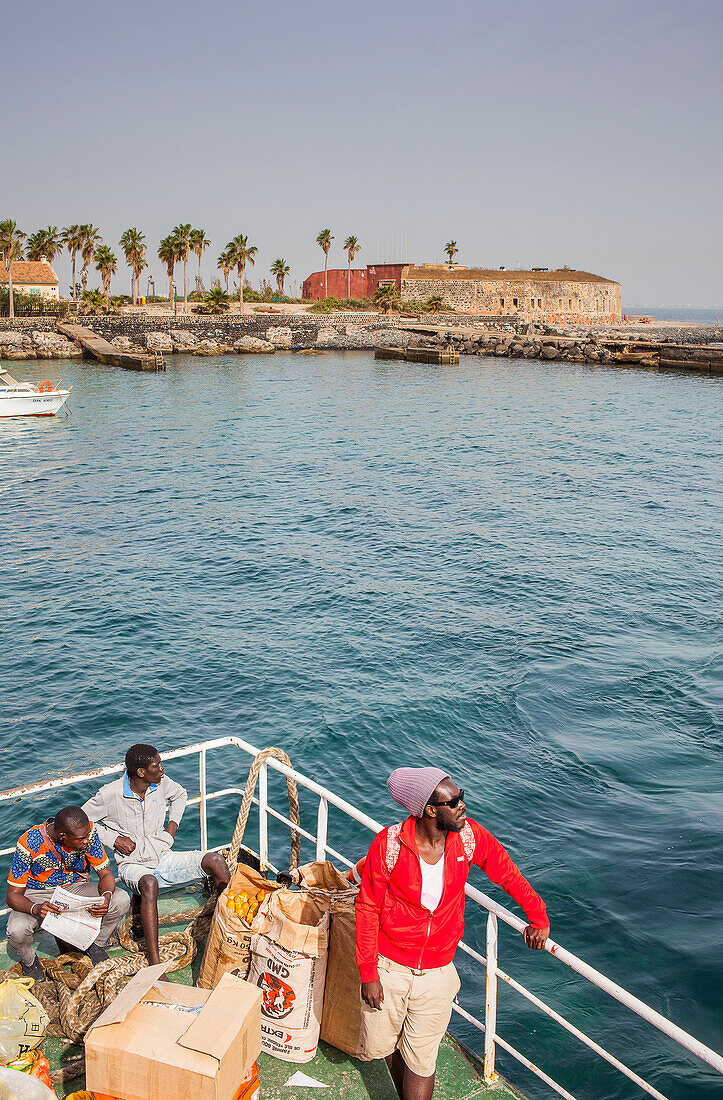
(256, 890), (266, 901)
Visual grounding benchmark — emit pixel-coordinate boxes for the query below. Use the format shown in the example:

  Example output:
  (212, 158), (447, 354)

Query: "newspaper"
(40, 885), (103, 949)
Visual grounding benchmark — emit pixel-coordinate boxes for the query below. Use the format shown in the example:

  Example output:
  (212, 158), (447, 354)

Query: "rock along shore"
(0, 312), (720, 369)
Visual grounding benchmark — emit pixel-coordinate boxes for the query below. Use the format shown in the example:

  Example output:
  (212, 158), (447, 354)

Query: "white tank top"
(419, 854), (445, 912)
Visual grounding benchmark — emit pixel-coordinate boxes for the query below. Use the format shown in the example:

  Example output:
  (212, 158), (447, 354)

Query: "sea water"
(1, 353), (721, 1099)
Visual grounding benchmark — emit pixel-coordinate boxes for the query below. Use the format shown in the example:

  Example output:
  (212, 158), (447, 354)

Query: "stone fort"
(401, 265), (622, 324)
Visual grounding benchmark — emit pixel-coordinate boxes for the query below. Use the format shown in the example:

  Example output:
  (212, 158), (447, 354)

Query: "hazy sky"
(3, 0), (721, 306)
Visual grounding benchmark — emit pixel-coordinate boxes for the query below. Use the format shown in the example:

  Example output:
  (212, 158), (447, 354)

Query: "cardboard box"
(85, 963), (261, 1100)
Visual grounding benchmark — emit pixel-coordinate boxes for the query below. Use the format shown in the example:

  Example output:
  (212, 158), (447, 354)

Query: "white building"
(0, 261), (60, 301)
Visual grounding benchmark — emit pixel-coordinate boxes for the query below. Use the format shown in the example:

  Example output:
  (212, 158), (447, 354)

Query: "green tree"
(158, 235), (178, 302)
(444, 240), (458, 267)
(343, 235), (361, 299)
(217, 248), (232, 294)
(171, 223), (193, 310)
(204, 286), (230, 313)
(119, 228), (146, 305)
(373, 283), (400, 314)
(426, 294), (445, 313)
(26, 226), (62, 264)
(227, 234), (258, 305)
(190, 228), (210, 292)
(270, 258), (290, 297)
(0, 219), (26, 318)
(25, 232), (46, 262)
(80, 225), (102, 293)
(63, 225), (85, 302)
(94, 244), (117, 308)
(316, 228), (334, 299)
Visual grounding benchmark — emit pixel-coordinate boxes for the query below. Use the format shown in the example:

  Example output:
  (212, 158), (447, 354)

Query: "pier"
(375, 345), (459, 364)
(56, 321), (162, 371)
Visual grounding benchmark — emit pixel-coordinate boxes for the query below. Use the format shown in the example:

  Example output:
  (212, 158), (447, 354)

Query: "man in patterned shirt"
(5, 805), (130, 980)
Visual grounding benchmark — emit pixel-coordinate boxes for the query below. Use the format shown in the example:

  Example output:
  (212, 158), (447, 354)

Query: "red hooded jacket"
(355, 815), (548, 983)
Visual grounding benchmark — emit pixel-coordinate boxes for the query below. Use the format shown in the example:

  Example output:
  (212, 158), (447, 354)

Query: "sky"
(2, 0), (722, 306)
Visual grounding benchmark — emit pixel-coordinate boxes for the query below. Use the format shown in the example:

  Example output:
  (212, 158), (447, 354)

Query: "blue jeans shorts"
(119, 849), (205, 891)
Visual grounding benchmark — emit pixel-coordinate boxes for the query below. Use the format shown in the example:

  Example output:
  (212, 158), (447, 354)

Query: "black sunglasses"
(429, 790), (465, 809)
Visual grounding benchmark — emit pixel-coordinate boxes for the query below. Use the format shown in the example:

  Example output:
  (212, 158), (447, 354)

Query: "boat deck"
(0, 886), (523, 1099)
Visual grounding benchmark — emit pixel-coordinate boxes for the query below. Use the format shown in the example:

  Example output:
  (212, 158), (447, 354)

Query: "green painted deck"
(0, 887), (524, 1100)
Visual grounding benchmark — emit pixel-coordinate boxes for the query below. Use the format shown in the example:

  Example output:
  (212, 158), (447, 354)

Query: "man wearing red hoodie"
(356, 767), (550, 1100)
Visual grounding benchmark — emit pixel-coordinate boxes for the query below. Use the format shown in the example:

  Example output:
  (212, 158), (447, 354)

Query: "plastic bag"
(0, 1065), (55, 1099)
(0, 981), (49, 1066)
(5, 1053), (52, 1091)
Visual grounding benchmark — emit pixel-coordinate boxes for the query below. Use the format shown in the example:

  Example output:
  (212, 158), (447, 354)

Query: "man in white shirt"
(82, 743), (230, 965)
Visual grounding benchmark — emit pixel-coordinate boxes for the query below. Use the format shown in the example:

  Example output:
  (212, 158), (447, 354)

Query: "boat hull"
(0, 391), (70, 418)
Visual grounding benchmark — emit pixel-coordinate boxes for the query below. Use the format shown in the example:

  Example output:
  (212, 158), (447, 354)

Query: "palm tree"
(316, 229), (334, 298)
(217, 248), (232, 294)
(0, 219), (26, 319)
(120, 228), (146, 304)
(444, 240), (458, 267)
(79, 225), (102, 293)
(27, 227), (62, 264)
(343, 235), (361, 299)
(171, 224), (192, 310)
(204, 286), (230, 313)
(270, 259), (290, 297)
(373, 283), (400, 314)
(158, 235), (178, 302)
(190, 228), (210, 293)
(426, 294), (445, 313)
(226, 234), (257, 306)
(26, 232), (46, 262)
(63, 225), (85, 302)
(94, 245), (117, 308)
(132, 239), (148, 305)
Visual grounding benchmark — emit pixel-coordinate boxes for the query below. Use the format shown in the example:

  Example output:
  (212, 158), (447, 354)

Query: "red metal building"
(301, 263), (412, 302)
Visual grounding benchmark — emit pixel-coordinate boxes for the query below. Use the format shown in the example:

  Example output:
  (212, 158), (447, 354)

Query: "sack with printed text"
(248, 888), (329, 1063)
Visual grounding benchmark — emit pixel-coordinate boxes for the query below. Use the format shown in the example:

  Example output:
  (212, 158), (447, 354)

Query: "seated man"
(82, 743), (230, 965)
(6, 806), (130, 980)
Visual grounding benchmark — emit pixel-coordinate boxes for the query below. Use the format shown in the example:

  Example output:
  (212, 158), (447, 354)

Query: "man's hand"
(113, 836), (136, 856)
(164, 821), (179, 842)
(523, 924), (550, 950)
(88, 894), (110, 917)
(361, 981), (384, 1010)
(36, 901), (62, 919)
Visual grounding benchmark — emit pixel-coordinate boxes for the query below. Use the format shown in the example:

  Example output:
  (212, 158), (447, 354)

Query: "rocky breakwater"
(0, 330), (82, 361)
(110, 330), (278, 357)
(423, 329), (653, 367)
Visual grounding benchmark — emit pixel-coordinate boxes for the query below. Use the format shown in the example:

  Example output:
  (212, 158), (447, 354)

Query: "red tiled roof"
(0, 261), (59, 286)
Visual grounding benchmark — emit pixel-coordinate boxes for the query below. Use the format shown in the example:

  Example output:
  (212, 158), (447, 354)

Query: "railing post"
(316, 797), (328, 861)
(198, 749), (208, 854)
(258, 763), (268, 869)
(484, 912), (498, 1082)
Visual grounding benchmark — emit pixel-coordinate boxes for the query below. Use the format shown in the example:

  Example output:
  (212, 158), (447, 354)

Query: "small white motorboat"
(0, 368), (72, 418)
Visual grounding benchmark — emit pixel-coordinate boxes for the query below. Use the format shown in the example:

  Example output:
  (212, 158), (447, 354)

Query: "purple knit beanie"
(387, 767), (451, 818)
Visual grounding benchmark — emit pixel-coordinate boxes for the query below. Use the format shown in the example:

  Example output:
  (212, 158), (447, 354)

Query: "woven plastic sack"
(0, 981), (49, 1066)
(198, 864), (280, 989)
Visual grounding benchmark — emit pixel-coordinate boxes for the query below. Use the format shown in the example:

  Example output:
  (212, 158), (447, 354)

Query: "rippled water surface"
(1, 353), (721, 1098)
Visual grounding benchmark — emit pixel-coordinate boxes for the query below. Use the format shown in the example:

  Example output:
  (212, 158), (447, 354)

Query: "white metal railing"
(0, 735), (720, 1100)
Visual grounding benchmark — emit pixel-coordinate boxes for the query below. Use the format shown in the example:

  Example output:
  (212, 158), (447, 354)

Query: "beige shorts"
(360, 955), (461, 1077)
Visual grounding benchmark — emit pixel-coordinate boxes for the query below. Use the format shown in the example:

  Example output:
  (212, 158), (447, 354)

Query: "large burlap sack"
(321, 891), (365, 1057)
(198, 863), (280, 990)
(296, 860), (351, 896)
(249, 889), (330, 1063)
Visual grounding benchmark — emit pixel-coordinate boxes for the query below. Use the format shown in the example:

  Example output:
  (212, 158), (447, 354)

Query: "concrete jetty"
(56, 322), (162, 371)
